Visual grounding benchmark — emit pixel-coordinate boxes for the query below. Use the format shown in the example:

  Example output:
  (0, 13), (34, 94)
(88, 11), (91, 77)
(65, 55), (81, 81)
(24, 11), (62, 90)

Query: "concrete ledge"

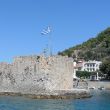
(0, 90), (92, 99)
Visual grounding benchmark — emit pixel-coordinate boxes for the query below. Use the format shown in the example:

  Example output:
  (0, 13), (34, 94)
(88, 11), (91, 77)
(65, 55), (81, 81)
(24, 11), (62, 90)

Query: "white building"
(73, 60), (102, 80)
(73, 62), (77, 79)
(82, 60), (102, 72)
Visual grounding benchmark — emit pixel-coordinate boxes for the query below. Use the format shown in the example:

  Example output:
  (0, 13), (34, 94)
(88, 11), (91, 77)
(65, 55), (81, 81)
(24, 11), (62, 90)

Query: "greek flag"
(41, 26), (51, 35)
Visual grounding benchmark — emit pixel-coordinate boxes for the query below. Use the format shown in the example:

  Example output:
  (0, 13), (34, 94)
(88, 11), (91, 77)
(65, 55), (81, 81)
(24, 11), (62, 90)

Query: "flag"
(41, 26), (51, 35)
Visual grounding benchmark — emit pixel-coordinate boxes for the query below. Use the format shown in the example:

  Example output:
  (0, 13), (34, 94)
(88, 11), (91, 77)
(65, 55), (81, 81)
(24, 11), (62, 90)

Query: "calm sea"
(0, 90), (110, 110)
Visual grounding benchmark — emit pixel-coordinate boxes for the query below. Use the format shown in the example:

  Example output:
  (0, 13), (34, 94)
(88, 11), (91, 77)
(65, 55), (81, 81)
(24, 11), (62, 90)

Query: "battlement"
(0, 55), (74, 94)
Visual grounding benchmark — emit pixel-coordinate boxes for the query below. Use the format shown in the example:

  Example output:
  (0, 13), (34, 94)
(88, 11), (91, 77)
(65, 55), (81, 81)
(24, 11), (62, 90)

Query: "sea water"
(0, 90), (110, 110)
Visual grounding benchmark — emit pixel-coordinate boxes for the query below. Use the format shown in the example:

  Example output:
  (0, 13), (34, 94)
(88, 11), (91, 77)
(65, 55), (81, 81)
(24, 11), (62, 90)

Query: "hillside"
(58, 27), (110, 61)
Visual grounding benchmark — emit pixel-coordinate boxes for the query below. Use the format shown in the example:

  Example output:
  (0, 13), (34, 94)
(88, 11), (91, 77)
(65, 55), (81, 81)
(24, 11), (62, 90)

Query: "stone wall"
(0, 55), (74, 94)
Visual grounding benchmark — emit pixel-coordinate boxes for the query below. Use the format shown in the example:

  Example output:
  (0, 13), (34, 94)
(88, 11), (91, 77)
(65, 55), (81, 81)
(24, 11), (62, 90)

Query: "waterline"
(0, 90), (110, 110)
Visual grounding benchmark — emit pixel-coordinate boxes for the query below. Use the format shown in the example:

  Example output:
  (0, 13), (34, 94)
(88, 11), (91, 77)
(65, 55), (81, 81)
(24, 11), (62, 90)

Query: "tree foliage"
(58, 27), (110, 61)
(100, 57), (110, 79)
(76, 71), (93, 78)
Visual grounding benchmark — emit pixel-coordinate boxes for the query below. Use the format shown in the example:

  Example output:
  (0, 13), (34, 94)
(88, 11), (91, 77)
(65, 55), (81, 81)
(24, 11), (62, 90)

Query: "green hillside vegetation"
(99, 57), (110, 79)
(58, 27), (110, 61)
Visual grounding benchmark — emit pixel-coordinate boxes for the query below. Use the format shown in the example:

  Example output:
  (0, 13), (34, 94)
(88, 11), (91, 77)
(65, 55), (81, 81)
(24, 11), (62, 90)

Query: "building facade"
(73, 60), (102, 80)
(82, 60), (102, 72)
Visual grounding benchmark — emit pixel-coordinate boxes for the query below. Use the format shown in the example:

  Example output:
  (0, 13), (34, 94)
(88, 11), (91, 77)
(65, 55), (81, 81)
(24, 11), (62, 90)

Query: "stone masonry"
(0, 55), (74, 94)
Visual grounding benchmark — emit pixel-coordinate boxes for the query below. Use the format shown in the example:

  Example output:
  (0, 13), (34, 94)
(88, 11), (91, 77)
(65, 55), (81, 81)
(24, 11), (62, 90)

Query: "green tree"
(100, 58), (110, 79)
(76, 71), (92, 79)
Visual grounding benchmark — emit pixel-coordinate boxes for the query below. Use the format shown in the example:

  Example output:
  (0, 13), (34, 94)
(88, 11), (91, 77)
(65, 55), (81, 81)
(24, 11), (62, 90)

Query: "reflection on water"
(73, 90), (110, 110)
(0, 96), (74, 110)
(0, 90), (110, 110)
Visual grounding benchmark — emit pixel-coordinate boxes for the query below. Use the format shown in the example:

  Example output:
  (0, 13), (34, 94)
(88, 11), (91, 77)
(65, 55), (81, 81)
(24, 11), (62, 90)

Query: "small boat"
(98, 86), (105, 90)
(89, 87), (96, 90)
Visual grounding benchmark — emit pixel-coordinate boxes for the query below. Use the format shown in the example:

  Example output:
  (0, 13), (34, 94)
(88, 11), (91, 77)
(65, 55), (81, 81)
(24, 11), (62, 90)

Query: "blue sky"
(0, 0), (110, 62)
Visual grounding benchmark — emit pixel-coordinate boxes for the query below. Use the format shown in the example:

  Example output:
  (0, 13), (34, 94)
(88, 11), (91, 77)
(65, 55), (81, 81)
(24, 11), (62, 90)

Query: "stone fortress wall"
(0, 55), (74, 94)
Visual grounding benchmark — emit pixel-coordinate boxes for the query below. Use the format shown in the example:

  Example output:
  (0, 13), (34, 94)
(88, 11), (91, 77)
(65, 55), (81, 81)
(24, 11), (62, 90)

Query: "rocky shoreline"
(0, 89), (92, 99)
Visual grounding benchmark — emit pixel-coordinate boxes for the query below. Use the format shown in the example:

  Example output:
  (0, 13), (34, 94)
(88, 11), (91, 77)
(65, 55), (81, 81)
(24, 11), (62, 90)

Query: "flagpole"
(41, 26), (52, 57)
(49, 28), (52, 56)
